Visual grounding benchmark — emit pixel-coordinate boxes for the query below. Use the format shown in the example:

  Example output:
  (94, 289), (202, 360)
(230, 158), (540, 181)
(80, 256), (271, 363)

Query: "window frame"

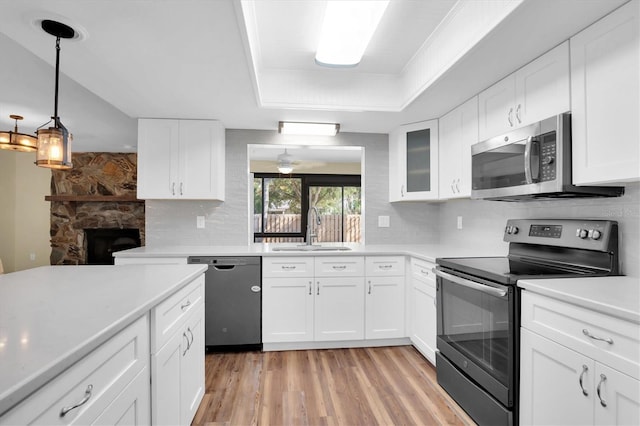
(253, 173), (361, 243)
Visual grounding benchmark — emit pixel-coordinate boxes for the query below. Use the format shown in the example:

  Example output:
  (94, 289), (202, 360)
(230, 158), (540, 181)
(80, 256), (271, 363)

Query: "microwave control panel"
(540, 134), (556, 182)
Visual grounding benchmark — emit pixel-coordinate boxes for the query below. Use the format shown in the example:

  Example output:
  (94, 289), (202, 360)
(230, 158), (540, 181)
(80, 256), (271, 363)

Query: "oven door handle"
(433, 268), (508, 298)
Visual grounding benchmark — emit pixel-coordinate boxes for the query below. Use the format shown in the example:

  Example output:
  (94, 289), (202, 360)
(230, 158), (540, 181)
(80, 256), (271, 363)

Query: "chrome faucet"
(306, 206), (321, 245)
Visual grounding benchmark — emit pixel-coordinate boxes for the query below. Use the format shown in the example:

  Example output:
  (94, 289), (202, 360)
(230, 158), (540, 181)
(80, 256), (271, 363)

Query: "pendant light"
(0, 115), (37, 152)
(36, 20), (75, 169)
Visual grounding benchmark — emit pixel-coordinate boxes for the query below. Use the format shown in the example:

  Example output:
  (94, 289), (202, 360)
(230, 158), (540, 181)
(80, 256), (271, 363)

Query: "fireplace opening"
(85, 228), (141, 265)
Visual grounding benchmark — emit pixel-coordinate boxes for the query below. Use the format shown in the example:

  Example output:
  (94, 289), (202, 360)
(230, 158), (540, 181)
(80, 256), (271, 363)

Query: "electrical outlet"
(29, 253), (36, 261)
(378, 216), (390, 228)
(196, 216), (205, 229)
(457, 216), (463, 230)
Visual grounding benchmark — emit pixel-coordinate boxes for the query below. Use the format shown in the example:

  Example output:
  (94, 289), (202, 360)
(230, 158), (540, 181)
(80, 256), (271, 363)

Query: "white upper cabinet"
(571, 0), (640, 185)
(438, 96), (479, 199)
(137, 119), (225, 200)
(478, 41), (570, 141)
(389, 119), (439, 202)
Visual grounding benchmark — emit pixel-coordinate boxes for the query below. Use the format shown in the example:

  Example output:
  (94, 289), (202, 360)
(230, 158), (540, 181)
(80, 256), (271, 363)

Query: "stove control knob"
(511, 226), (519, 235)
(577, 229), (589, 239)
(592, 229), (602, 240)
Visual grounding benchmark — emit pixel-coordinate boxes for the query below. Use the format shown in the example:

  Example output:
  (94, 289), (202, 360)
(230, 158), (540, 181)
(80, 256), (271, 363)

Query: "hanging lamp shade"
(36, 19), (75, 169)
(277, 148), (293, 174)
(0, 115), (38, 152)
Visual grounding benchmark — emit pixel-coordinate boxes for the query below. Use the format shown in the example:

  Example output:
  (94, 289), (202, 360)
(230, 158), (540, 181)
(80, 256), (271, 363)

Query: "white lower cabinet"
(263, 256), (406, 345)
(315, 277), (365, 341)
(409, 257), (437, 364)
(365, 256), (405, 339)
(151, 280), (205, 426)
(0, 315), (150, 425)
(520, 291), (640, 426)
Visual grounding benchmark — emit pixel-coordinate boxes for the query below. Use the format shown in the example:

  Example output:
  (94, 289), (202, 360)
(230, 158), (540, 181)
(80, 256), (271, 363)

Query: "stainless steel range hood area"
(470, 113), (625, 202)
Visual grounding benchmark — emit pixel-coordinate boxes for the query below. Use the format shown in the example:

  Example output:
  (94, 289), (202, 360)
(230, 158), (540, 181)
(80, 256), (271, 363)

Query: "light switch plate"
(378, 215), (390, 228)
(457, 216), (463, 230)
(196, 216), (205, 229)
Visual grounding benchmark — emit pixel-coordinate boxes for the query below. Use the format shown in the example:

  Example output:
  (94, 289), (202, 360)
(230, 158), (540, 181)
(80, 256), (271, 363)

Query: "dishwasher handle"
(212, 264), (237, 271)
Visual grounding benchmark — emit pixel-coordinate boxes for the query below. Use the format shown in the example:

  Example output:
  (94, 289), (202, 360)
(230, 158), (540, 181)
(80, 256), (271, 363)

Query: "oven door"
(435, 267), (516, 408)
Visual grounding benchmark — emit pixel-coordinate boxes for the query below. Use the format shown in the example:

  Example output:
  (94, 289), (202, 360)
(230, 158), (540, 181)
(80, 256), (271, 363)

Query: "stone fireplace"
(48, 153), (145, 265)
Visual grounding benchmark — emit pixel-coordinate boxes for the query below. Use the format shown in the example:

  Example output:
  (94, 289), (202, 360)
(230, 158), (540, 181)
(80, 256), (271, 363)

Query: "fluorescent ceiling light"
(315, 0), (390, 67)
(278, 121), (340, 136)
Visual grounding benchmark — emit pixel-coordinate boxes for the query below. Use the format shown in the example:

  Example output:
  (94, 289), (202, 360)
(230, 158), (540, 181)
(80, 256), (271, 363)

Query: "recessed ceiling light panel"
(315, 0), (390, 68)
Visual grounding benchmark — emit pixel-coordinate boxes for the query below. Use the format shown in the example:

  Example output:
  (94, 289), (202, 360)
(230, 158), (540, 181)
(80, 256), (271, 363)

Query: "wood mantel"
(45, 195), (143, 202)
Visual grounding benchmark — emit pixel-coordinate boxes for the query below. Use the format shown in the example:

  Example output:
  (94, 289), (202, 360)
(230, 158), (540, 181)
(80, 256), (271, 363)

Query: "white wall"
(0, 150), (50, 273)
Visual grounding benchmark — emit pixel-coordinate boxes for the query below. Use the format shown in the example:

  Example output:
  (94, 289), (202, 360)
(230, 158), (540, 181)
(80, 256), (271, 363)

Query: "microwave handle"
(433, 268), (508, 298)
(524, 136), (534, 184)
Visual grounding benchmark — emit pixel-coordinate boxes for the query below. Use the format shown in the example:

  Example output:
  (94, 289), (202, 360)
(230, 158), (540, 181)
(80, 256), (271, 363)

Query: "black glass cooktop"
(436, 256), (600, 285)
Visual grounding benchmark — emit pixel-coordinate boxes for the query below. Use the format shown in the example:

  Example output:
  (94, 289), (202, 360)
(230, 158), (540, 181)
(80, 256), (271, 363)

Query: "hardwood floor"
(192, 345), (475, 425)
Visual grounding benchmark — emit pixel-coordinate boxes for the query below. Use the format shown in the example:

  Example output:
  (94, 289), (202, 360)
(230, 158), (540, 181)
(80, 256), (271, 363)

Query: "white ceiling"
(0, 0), (629, 154)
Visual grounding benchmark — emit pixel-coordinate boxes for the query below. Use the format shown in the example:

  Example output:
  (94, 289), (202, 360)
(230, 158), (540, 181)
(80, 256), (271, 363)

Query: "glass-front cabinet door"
(389, 119), (439, 201)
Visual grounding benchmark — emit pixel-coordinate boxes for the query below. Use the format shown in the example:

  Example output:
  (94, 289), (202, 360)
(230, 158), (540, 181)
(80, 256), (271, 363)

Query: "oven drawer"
(521, 291), (640, 380)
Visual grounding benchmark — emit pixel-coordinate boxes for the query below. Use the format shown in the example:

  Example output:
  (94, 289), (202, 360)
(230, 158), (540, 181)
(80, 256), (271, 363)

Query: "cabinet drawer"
(521, 291), (640, 380)
(151, 275), (204, 352)
(1, 315), (149, 425)
(410, 258), (436, 285)
(365, 256), (405, 276)
(314, 256), (365, 277)
(262, 257), (314, 278)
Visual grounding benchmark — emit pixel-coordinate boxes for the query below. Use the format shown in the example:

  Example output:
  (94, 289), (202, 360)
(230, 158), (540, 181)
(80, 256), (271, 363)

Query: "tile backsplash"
(145, 130), (639, 278)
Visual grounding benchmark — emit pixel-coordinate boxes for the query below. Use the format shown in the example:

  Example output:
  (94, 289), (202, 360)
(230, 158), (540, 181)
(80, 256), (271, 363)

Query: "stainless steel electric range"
(434, 219), (620, 426)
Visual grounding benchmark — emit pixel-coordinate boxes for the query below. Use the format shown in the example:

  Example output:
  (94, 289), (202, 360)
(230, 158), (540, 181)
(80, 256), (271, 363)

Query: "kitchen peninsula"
(0, 264), (207, 424)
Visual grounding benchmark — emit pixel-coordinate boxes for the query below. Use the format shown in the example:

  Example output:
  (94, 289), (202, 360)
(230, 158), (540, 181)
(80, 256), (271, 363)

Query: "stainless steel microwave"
(470, 112), (624, 201)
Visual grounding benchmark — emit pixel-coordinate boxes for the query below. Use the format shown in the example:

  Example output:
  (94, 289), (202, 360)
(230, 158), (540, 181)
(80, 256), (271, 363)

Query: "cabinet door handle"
(171, 182), (176, 195)
(181, 300), (191, 311)
(180, 182), (184, 196)
(579, 364), (589, 396)
(368, 280), (372, 295)
(596, 374), (607, 407)
(188, 327), (194, 347)
(451, 181), (455, 194)
(582, 329), (613, 345)
(317, 281), (320, 295)
(455, 179), (460, 193)
(60, 384), (93, 417)
(308, 281), (312, 295)
(516, 104), (522, 123)
(507, 107), (514, 127)
(183, 332), (190, 356)
(401, 185), (405, 197)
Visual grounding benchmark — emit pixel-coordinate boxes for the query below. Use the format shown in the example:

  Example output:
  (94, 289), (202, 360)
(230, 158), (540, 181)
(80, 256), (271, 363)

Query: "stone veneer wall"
(49, 153), (144, 265)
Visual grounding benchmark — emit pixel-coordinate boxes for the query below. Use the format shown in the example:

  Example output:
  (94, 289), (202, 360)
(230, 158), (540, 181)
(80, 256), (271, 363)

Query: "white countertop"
(0, 264), (207, 416)
(518, 276), (640, 323)
(112, 242), (509, 263)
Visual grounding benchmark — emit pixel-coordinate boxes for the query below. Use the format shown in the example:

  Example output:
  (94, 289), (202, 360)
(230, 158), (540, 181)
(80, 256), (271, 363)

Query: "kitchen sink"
(271, 245), (352, 252)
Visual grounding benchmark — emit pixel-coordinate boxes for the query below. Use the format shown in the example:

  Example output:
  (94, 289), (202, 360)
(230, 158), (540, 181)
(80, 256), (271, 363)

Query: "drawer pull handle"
(181, 300), (191, 311)
(308, 281), (312, 295)
(317, 281), (320, 295)
(420, 269), (429, 276)
(60, 384), (93, 417)
(597, 374), (607, 407)
(579, 365), (589, 396)
(332, 265), (347, 270)
(582, 329), (613, 345)
(368, 280), (372, 295)
(282, 265), (296, 270)
(378, 264), (392, 270)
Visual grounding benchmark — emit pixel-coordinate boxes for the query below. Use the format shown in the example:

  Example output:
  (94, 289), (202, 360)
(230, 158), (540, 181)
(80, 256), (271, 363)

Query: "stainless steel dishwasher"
(187, 256), (261, 351)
